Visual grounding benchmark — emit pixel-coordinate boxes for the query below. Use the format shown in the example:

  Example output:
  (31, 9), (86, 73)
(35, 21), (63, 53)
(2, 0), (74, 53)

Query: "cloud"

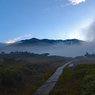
(83, 19), (95, 41)
(67, 30), (85, 41)
(44, 8), (49, 11)
(61, 4), (64, 7)
(5, 36), (22, 44)
(56, 6), (60, 9)
(24, 34), (31, 37)
(68, 0), (86, 5)
(2, 40), (95, 57)
(55, 0), (62, 1)
(67, 19), (95, 42)
(5, 34), (31, 44)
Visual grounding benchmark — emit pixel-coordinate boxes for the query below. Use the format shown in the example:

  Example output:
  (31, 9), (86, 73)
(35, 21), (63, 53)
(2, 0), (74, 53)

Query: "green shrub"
(20, 67), (32, 75)
(75, 64), (95, 95)
(50, 64), (95, 95)
(0, 67), (22, 85)
(86, 69), (95, 75)
(73, 69), (87, 79)
(81, 75), (95, 95)
(2, 57), (15, 63)
(82, 75), (95, 84)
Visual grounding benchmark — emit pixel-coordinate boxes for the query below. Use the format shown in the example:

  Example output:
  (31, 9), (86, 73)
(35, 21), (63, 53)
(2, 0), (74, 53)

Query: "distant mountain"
(9, 38), (83, 47)
(21, 38), (83, 44)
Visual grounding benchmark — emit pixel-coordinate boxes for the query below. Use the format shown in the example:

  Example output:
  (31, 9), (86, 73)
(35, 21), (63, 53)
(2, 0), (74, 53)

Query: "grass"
(50, 67), (81, 95)
(0, 51), (73, 95)
(19, 85), (37, 95)
(20, 69), (55, 95)
(50, 60), (95, 95)
(0, 55), (71, 95)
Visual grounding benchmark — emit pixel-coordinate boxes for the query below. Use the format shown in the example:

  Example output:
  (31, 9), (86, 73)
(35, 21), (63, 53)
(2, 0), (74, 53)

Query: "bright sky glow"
(0, 0), (95, 43)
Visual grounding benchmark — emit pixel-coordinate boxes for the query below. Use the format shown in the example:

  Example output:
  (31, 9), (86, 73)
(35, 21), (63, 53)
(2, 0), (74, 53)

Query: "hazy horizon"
(0, 41), (95, 57)
(1, 37), (94, 44)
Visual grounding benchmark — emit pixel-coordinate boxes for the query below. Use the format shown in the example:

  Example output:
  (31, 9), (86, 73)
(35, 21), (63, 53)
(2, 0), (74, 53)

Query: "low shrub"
(50, 64), (95, 95)
(0, 66), (22, 85)
(2, 57), (15, 63)
(73, 69), (87, 79)
(20, 67), (32, 75)
(81, 75), (95, 95)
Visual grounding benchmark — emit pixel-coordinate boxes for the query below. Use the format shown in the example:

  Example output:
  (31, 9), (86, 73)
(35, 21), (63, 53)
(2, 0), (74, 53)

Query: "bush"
(75, 64), (95, 95)
(81, 75), (95, 95)
(73, 69), (87, 79)
(86, 69), (95, 75)
(20, 67), (32, 75)
(2, 57), (15, 63)
(0, 67), (22, 85)
(50, 64), (95, 95)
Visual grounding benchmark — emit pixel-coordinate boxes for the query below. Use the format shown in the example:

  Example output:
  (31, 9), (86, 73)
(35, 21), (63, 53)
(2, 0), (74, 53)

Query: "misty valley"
(1, 38), (95, 57)
(0, 38), (95, 95)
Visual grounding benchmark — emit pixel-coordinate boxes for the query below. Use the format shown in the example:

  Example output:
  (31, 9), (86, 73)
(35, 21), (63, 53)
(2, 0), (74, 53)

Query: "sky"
(0, 0), (95, 43)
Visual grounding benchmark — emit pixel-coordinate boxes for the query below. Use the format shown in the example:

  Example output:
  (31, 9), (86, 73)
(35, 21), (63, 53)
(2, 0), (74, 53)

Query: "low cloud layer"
(1, 41), (95, 57)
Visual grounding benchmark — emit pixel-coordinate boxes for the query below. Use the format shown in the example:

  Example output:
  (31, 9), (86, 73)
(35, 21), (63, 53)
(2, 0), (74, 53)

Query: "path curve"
(32, 60), (78, 95)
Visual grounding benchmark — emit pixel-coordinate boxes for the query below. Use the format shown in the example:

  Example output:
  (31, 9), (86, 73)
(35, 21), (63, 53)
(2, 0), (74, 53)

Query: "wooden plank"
(68, 64), (74, 68)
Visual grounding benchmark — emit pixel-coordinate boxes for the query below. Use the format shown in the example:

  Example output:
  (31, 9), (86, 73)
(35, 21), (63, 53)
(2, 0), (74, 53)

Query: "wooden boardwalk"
(32, 61), (76, 95)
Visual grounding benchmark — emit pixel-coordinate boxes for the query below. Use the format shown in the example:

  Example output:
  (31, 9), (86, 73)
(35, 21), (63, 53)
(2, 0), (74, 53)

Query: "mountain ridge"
(9, 38), (84, 47)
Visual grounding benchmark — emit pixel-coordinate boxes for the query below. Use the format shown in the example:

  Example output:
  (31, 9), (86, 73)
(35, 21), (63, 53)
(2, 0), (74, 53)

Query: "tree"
(84, 52), (90, 57)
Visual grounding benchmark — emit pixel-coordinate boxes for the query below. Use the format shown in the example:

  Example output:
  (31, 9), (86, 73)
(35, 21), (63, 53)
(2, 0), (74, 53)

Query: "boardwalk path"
(32, 61), (77, 95)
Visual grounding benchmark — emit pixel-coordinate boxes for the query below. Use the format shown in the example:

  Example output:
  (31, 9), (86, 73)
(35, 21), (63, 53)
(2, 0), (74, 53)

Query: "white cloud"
(68, 0), (86, 5)
(66, 19), (94, 41)
(5, 40), (16, 44)
(44, 8), (49, 11)
(5, 34), (31, 44)
(55, 0), (62, 1)
(67, 30), (85, 40)
(61, 4), (64, 7)
(56, 6), (60, 9)
(24, 34), (31, 37)
(5, 36), (22, 44)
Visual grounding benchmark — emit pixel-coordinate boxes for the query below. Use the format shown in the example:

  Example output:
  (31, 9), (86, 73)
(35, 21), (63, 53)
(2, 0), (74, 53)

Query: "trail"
(32, 61), (77, 95)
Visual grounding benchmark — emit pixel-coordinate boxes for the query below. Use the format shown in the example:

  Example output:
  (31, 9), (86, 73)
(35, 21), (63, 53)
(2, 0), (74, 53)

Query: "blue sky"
(0, 0), (95, 43)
